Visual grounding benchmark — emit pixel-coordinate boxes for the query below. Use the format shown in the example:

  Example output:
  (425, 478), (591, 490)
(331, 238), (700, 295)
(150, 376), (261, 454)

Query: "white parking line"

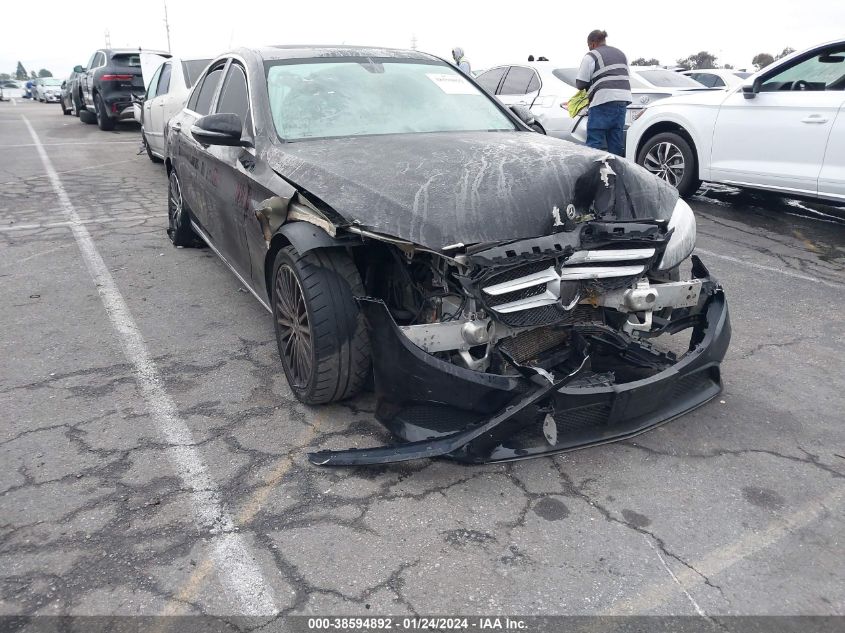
(0, 141), (138, 148)
(696, 247), (845, 290)
(21, 115), (279, 616)
(0, 213), (165, 233)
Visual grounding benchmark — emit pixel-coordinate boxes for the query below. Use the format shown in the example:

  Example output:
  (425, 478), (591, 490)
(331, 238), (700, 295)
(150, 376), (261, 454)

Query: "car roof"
(107, 48), (171, 57)
(249, 45), (439, 63)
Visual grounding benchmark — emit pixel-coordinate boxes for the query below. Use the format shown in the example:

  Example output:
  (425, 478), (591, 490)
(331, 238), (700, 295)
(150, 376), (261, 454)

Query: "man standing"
(575, 30), (632, 156)
(452, 47), (472, 75)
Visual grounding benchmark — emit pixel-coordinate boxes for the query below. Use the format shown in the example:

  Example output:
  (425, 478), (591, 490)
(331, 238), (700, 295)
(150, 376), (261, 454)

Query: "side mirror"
(741, 79), (760, 99)
(191, 113), (252, 148)
(73, 65), (84, 74)
(509, 104), (535, 126)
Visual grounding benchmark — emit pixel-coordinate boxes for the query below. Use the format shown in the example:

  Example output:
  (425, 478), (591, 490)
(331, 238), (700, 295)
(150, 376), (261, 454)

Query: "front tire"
(637, 132), (701, 197)
(167, 169), (202, 247)
(94, 94), (115, 131)
(272, 245), (371, 405)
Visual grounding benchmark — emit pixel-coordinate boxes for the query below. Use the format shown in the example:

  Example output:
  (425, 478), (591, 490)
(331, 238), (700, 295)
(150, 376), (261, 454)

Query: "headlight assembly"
(657, 199), (696, 271)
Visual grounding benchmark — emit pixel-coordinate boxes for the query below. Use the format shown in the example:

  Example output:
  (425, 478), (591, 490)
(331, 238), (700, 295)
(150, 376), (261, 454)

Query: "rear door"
(710, 44), (845, 195)
(147, 61), (172, 155)
(200, 60), (254, 277)
(142, 64), (162, 146)
(174, 61), (226, 231)
(82, 51), (105, 107)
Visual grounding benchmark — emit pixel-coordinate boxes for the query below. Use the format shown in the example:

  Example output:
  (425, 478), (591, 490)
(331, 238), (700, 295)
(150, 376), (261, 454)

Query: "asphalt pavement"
(1, 99), (843, 621)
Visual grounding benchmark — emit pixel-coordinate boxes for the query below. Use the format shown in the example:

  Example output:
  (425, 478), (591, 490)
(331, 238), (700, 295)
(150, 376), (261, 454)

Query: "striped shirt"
(576, 45), (632, 108)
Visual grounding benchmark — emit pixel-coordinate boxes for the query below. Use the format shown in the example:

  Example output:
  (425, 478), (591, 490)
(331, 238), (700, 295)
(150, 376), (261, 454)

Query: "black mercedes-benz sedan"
(164, 45), (730, 466)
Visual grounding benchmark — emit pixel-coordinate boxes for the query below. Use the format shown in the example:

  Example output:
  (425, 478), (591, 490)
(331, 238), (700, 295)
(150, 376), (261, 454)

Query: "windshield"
(266, 58), (516, 141)
(42, 78), (62, 86)
(734, 72), (751, 79)
(636, 70), (703, 88)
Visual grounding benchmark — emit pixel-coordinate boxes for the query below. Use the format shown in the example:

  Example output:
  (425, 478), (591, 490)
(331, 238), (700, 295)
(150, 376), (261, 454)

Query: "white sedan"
(138, 56), (211, 162)
(626, 39), (845, 203)
(475, 62), (711, 144)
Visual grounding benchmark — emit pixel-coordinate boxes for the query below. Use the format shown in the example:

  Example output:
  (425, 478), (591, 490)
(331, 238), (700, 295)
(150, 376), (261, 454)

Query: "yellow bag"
(568, 89), (589, 118)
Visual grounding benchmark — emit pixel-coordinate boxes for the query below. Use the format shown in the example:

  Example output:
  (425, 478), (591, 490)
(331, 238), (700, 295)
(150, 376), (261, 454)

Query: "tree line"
(631, 47), (796, 71)
(0, 61), (53, 82)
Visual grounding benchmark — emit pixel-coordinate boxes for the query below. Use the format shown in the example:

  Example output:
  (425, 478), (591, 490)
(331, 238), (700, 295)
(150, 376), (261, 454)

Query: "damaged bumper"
(309, 257), (730, 466)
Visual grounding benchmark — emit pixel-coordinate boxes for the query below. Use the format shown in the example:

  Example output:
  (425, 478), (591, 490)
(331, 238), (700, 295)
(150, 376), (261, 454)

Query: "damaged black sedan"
(164, 46), (730, 466)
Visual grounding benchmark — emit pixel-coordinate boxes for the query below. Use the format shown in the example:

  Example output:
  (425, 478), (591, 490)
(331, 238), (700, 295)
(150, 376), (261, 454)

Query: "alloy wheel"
(168, 171), (182, 234)
(643, 141), (685, 187)
(274, 265), (313, 388)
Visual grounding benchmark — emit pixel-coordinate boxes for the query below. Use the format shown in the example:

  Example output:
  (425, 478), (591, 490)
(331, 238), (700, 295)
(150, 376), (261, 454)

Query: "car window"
(526, 71), (540, 93)
(95, 52), (106, 67)
(734, 72), (751, 80)
(189, 67), (224, 114)
(182, 59), (212, 88)
(156, 63), (171, 97)
(500, 67), (535, 95)
(691, 73), (719, 88)
(112, 53), (141, 68)
(86, 52), (98, 69)
(215, 64), (250, 131)
(636, 70), (703, 88)
(147, 65), (162, 99)
(476, 67), (507, 94)
(266, 59), (516, 141)
(760, 47), (845, 91)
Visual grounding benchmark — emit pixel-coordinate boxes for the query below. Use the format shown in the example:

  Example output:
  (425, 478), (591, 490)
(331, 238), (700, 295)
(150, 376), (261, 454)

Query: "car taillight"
(101, 74), (133, 81)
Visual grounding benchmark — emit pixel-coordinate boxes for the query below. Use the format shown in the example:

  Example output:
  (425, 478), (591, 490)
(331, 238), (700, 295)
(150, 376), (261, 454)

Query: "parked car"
(59, 71), (81, 115)
(627, 40), (845, 201)
(682, 69), (751, 89)
(475, 62), (713, 144)
(74, 48), (171, 130)
(34, 77), (63, 102)
(137, 56), (211, 162)
(164, 46), (730, 465)
(0, 80), (23, 101)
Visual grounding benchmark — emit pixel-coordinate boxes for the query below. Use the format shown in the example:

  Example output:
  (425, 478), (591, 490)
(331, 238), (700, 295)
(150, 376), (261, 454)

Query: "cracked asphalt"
(1, 100), (844, 620)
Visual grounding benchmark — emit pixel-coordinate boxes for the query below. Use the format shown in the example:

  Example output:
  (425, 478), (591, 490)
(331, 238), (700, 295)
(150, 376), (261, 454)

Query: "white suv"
(626, 40), (845, 203)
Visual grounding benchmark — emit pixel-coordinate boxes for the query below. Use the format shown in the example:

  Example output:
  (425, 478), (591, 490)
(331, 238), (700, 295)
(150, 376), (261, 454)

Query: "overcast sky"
(3, 0), (844, 78)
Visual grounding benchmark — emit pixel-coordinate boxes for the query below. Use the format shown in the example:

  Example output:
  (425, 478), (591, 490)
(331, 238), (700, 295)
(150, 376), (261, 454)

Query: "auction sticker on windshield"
(425, 73), (478, 94)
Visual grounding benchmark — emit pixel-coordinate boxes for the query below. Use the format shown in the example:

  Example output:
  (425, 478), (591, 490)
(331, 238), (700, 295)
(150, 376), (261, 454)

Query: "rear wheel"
(272, 245), (371, 404)
(94, 93), (115, 131)
(167, 169), (202, 247)
(637, 132), (701, 197)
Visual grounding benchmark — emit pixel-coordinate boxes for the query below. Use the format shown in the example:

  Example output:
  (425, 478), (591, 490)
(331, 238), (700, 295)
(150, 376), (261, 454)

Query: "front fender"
(277, 220), (345, 255)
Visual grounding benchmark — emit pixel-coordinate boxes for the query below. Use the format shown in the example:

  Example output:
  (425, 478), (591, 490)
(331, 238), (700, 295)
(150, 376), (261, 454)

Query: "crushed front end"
(308, 160), (731, 466)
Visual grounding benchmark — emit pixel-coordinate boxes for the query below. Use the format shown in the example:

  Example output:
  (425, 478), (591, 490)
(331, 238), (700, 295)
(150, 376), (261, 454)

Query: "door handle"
(801, 115), (828, 124)
(172, 122), (182, 133)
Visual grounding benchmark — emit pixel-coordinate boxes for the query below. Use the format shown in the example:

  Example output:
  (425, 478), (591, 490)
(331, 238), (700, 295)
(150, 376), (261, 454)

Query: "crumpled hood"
(266, 131), (678, 250)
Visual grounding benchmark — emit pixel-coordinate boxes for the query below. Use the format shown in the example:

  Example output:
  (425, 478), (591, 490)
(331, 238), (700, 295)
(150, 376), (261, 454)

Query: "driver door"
(710, 44), (845, 195)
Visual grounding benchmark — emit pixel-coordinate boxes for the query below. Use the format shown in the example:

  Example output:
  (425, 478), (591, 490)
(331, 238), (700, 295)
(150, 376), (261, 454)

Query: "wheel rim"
(644, 141), (685, 187)
(274, 265), (313, 389)
(168, 171), (182, 231)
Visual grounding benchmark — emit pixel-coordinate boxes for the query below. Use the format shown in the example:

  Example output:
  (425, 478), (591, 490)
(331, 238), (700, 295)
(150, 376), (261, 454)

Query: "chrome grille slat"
(565, 248), (655, 264)
(559, 265), (646, 280)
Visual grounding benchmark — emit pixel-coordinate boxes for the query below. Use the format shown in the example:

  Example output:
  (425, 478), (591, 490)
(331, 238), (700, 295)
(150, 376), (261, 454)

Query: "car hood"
(650, 88), (733, 108)
(266, 131), (678, 250)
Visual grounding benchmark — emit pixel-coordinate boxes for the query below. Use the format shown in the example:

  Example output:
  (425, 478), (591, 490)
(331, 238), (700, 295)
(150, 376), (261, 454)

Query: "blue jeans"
(586, 101), (628, 156)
